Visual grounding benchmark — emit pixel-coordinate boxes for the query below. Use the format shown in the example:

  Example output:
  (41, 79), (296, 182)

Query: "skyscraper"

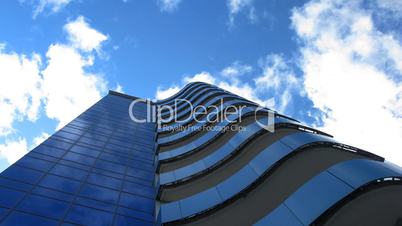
(0, 82), (401, 225)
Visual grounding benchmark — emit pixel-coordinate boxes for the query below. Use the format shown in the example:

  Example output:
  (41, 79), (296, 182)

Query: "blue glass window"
(32, 186), (74, 202)
(95, 160), (125, 174)
(79, 184), (119, 204)
(63, 152), (96, 166)
(54, 131), (81, 141)
(39, 174), (81, 194)
(126, 175), (153, 187)
(1, 165), (43, 184)
(86, 173), (122, 190)
(126, 167), (153, 181)
(92, 168), (124, 180)
(116, 206), (154, 223)
(119, 193), (154, 214)
(50, 164), (88, 181)
(33, 145), (66, 158)
(64, 205), (113, 226)
(114, 215), (153, 226)
(1, 211), (58, 226)
(74, 197), (115, 212)
(70, 145), (101, 158)
(0, 207), (8, 221)
(17, 194), (70, 219)
(28, 151), (58, 163)
(0, 187), (25, 208)
(121, 181), (155, 198)
(16, 156), (55, 172)
(42, 138), (73, 150)
(0, 177), (33, 192)
(78, 137), (105, 148)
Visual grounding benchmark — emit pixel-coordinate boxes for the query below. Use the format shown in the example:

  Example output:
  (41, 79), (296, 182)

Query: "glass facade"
(0, 82), (401, 225)
(0, 93), (157, 226)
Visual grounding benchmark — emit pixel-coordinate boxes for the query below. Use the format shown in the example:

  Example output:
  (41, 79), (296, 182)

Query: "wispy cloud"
(157, 0), (182, 13)
(254, 54), (300, 113)
(113, 84), (124, 93)
(25, 0), (73, 18)
(376, 0), (402, 15)
(221, 61), (252, 77)
(227, 0), (255, 26)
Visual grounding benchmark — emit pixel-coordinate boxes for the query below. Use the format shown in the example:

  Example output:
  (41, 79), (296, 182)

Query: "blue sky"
(0, 0), (402, 171)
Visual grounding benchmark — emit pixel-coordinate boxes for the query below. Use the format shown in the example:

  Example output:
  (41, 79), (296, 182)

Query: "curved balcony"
(159, 90), (252, 126)
(158, 99), (259, 145)
(158, 94), (256, 132)
(158, 99), (256, 136)
(159, 84), (218, 117)
(159, 117), (298, 186)
(158, 107), (275, 161)
(159, 132), (382, 223)
(254, 159), (402, 226)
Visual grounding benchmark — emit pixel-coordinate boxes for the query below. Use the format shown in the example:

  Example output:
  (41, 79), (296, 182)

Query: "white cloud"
(0, 15), (108, 165)
(183, 72), (217, 84)
(42, 44), (106, 129)
(221, 62), (252, 77)
(156, 71), (274, 107)
(156, 85), (181, 100)
(32, 132), (50, 147)
(217, 79), (272, 107)
(255, 54), (297, 90)
(42, 16), (108, 129)
(0, 43), (6, 51)
(31, 0), (72, 18)
(292, 0), (402, 165)
(0, 49), (43, 136)
(254, 54), (300, 113)
(227, 0), (255, 25)
(0, 138), (28, 164)
(114, 84), (124, 93)
(0, 131), (48, 165)
(376, 0), (402, 14)
(158, 0), (182, 13)
(64, 16), (108, 52)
